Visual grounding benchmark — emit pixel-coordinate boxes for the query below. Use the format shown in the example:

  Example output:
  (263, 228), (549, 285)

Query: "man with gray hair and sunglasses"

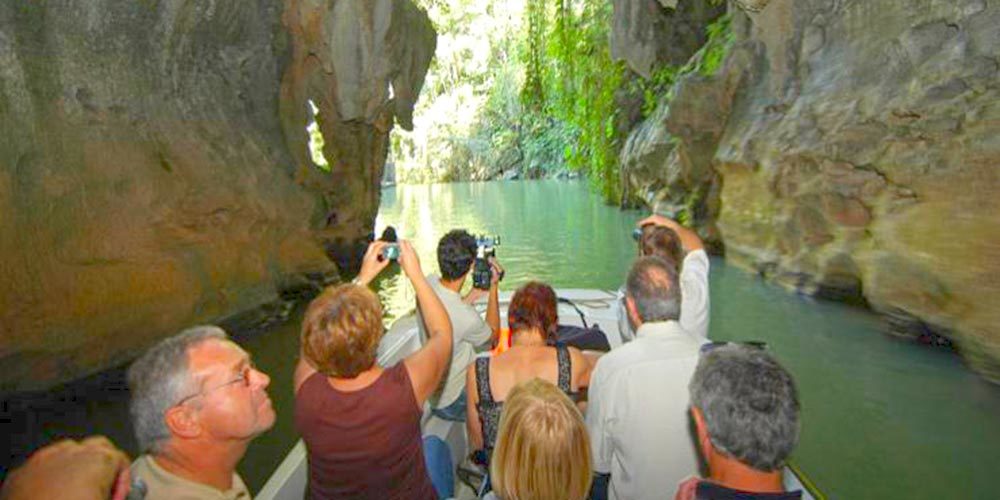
(587, 219), (708, 500)
(675, 344), (802, 499)
(127, 326), (275, 499)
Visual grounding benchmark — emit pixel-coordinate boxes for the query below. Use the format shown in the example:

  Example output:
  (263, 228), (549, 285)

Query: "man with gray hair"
(128, 326), (275, 499)
(587, 250), (707, 499)
(675, 344), (802, 499)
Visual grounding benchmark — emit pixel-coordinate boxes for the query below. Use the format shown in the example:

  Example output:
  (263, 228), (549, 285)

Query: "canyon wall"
(620, 0), (1000, 382)
(0, 0), (433, 391)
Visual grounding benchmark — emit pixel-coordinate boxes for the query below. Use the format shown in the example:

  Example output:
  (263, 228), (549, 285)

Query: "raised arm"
(484, 258), (502, 339)
(638, 214), (711, 339)
(638, 214), (704, 253)
(400, 240), (454, 407)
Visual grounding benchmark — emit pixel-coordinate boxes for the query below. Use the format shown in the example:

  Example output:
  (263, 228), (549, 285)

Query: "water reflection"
(374, 180), (642, 321)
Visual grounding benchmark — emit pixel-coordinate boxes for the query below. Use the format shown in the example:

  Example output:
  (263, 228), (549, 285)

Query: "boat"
(257, 289), (822, 499)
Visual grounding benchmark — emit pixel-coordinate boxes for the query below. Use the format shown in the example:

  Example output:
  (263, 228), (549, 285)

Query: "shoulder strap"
(475, 357), (494, 403)
(556, 344), (571, 392)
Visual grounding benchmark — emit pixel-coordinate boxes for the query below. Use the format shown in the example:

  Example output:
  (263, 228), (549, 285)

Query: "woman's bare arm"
(400, 240), (454, 407)
(465, 364), (485, 452)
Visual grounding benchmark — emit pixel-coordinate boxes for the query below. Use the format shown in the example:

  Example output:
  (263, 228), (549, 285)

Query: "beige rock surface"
(621, 0), (1000, 382)
(611, 0), (725, 78)
(0, 0), (434, 390)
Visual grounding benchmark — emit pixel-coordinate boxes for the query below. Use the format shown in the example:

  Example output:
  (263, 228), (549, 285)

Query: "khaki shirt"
(131, 454), (252, 500)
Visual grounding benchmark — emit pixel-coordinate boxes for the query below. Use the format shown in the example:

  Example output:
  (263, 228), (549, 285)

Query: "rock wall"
(281, 0), (434, 273)
(611, 0), (726, 77)
(0, 0), (434, 391)
(621, 0), (1000, 383)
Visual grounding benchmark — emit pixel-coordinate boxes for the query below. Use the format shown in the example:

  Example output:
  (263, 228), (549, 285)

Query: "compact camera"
(472, 235), (503, 290)
(377, 226), (399, 261)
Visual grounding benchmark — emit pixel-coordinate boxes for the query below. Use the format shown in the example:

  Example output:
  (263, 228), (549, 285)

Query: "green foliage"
(390, 0), (733, 193)
(678, 13), (734, 78)
(307, 103), (331, 172)
(678, 188), (703, 227)
(520, 0), (626, 203)
(520, 0), (547, 112)
(632, 64), (679, 119)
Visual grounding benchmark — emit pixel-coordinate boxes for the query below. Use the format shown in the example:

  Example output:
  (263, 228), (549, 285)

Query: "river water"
(3, 180), (998, 498)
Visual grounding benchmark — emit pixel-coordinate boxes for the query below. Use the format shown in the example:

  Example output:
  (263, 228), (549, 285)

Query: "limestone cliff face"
(611, 0), (725, 77)
(621, 0), (1000, 383)
(281, 0), (434, 273)
(0, 0), (434, 391)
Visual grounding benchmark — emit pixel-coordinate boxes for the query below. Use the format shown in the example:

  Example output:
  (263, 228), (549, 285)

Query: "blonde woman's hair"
(490, 378), (592, 500)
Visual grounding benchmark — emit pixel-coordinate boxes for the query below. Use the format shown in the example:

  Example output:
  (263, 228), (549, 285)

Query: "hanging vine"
(521, 0), (547, 112)
(522, 0), (624, 202)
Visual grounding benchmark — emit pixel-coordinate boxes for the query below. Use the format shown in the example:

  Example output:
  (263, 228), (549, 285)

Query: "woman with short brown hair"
(294, 240), (453, 499)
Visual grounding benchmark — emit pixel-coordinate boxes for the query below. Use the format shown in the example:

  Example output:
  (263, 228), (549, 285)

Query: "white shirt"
(417, 274), (493, 409)
(586, 321), (706, 500)
(616, 249), (711, 342)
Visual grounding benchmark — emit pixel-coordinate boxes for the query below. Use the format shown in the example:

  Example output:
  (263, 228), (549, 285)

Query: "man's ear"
(691, 406), (712, 460)
(625, 295), (641, 327)
(164, 405), (202, 440)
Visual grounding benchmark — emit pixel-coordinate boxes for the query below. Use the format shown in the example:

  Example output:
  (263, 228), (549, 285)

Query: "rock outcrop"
(0, 0), (434, 391)
(621, 0), (1000, 383)
(611, 0), (726, 78)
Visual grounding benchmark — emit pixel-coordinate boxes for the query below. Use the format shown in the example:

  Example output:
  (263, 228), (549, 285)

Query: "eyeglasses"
(700, 340), (767, 355)
(174, 363), (256, 407)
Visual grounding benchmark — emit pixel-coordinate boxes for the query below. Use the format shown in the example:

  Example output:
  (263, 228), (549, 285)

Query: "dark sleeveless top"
(294, 363), (436, 500)
(475, 344), (572, 461)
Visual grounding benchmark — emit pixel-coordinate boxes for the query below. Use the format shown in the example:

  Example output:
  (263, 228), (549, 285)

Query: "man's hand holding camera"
(488, 257), (504, 287)
(637, 213), (704, 252)
(464, 256), (503, 304)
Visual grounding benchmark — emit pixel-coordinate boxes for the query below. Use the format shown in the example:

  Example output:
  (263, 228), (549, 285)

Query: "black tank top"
(474, 344), (573, 461)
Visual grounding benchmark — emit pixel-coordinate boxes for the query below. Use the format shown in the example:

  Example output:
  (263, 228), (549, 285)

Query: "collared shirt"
(676, 477), (804, 500)
(131, 454), (251, 500)
(617, 249), (711, 343)
(587, 321), (706, 500)
(417, 274), (493, 409)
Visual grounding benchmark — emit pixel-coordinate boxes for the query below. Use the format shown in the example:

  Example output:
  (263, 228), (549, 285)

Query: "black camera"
(472, 235), (503, 290)
(377, 226), (399, 261)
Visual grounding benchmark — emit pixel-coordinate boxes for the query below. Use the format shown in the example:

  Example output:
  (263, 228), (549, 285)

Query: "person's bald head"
(625, 256), (681, 324)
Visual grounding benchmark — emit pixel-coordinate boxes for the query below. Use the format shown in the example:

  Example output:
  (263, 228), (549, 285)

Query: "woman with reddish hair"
(465, 281), (594, 466)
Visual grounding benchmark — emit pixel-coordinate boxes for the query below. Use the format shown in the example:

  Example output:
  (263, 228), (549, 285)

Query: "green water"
(363, 180), (1000, 498)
